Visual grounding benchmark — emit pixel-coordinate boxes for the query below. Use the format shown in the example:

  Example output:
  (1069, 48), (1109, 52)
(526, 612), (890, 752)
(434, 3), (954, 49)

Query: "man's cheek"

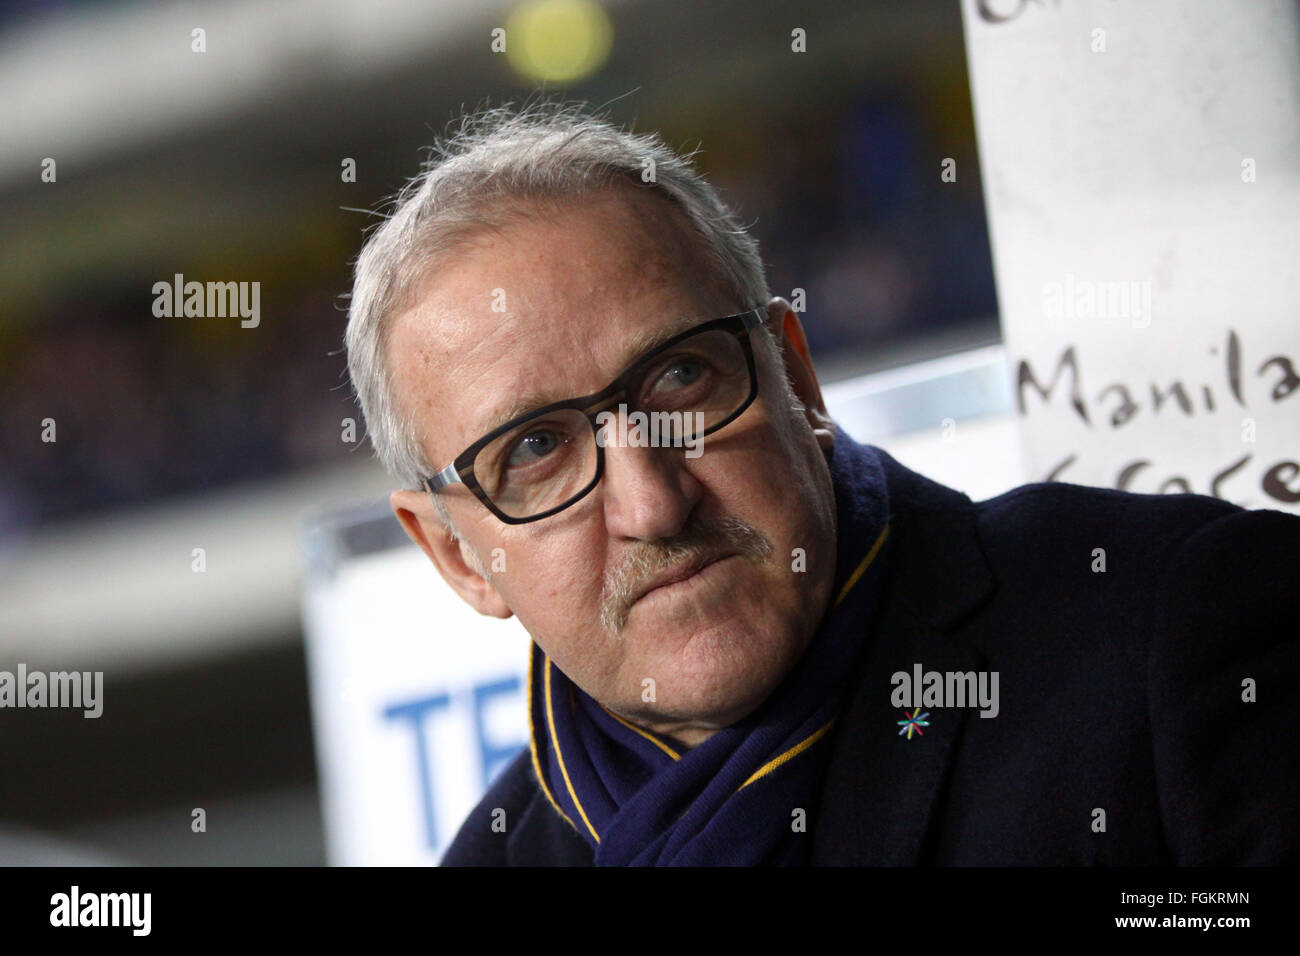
(511, 568), (600, 631)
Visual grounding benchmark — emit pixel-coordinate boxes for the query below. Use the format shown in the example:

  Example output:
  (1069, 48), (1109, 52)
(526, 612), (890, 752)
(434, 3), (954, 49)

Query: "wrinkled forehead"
(387, 185), (740, 471)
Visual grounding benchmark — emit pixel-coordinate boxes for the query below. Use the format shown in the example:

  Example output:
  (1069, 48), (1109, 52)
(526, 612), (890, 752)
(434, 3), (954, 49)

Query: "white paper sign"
(963, 0), (1300, 512)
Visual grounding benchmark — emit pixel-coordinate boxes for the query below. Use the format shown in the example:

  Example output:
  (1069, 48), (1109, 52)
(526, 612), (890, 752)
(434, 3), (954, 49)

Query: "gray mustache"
(600, 516), (773, 634)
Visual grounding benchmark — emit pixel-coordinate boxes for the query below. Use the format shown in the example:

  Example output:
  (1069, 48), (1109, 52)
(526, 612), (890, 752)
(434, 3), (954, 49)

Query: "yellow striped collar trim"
(832, 522), (890, 610)
(544, 657), (601, 844)
(526, 642), (578, 835)
(598, 703), (682, 760)
(737, 716), (837, 791)
(736, 521), (891, 793)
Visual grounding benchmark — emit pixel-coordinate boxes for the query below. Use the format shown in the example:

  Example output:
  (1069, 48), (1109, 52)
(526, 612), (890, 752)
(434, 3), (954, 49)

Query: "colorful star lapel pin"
(897, 709), (930, 740)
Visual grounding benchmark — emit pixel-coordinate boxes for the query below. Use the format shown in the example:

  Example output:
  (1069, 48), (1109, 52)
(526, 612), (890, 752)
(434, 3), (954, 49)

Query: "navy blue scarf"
(527, 426), (891, 865)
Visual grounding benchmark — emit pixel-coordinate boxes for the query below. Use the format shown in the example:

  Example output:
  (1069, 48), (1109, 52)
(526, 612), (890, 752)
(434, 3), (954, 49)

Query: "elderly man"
(345, 101), (1298, 866)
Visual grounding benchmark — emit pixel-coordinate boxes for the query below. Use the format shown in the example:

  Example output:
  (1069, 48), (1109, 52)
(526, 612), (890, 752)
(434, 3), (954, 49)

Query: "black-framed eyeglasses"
(424, 308), (768, 524)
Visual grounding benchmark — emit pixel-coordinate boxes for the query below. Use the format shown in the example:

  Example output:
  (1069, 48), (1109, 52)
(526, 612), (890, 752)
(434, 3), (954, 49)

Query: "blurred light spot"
(505, 0), (613, 84)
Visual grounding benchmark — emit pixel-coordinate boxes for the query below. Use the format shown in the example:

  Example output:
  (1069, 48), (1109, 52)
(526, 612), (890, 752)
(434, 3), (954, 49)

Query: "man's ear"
(766, 297), (836, 453)
(390, 489), (513, 619)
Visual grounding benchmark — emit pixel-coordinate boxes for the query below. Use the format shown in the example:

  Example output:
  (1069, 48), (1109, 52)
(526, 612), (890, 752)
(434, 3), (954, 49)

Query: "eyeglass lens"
(472, 327), (751, 519)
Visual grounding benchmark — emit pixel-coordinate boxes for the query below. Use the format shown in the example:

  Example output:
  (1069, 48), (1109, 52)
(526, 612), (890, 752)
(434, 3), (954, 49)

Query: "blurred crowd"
(0, 88), (995, 534)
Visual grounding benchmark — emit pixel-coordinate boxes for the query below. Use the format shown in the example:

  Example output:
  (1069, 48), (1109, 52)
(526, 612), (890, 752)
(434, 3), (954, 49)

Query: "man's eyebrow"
(620, 310), (706, 363)
(473, 311), (713, 438)
(476, 393), (556, 438)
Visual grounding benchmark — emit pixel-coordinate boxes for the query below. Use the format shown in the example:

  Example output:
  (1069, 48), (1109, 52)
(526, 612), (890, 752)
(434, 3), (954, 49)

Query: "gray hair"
(344, 97), (775, 534)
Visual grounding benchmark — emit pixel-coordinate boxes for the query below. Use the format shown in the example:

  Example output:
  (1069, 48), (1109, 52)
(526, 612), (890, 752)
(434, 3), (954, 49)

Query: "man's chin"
(618, 683), (770, 739)
(618, 607), (755, 666)
(615, 627), (792, 722)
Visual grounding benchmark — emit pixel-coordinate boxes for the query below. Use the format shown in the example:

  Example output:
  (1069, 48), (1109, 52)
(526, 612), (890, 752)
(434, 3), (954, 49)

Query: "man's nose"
(599, 439), (702, 541)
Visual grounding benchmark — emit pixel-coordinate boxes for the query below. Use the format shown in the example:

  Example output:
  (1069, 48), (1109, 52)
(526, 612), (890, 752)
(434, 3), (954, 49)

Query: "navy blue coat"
(442, 446), (1300, 865)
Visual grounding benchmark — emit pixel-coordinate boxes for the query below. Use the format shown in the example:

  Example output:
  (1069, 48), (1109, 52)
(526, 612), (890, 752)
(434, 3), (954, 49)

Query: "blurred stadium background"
(0, 0), (1008, 864)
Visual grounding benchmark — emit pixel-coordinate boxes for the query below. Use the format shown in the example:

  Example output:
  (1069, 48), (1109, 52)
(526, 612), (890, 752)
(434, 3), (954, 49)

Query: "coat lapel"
(811, 449), (996, 865)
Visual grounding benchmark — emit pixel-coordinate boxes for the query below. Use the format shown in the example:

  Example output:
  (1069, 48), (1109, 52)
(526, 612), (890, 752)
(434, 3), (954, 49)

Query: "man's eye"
(657, 358), (705, 390)
(505, 429), (565, 466)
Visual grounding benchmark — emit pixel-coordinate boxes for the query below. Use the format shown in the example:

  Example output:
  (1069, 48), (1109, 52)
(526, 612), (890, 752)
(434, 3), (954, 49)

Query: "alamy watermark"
(0, 664), (103, 718)
(50, 886), (150, 936)
(152, 273), (260, 327)
(1042, 273), (1152, 329)
(595, 405), (706, 458)
(891, 663), (999, 719)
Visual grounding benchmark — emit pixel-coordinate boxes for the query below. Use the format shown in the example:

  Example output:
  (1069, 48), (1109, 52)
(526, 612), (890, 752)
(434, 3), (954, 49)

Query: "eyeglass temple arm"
(428, 461), (461, 491)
